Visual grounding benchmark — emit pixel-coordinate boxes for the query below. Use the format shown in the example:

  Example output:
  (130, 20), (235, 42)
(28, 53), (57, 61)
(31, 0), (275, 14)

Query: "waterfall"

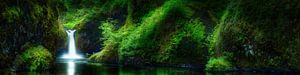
(67, 30), (77, 56)
(62, 30), (82, 59)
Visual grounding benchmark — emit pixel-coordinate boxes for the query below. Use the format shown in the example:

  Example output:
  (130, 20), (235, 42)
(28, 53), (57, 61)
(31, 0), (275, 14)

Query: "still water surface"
(0, 59), (293, 75)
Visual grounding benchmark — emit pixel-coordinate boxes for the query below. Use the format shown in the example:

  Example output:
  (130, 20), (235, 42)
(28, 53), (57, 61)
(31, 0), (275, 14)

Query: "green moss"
(100, 19), (119, 41)
(0, 0), (64, 69)
(205, 5), (234, 71)
(156, 18), (206, 63)
(61, 0), (129, 29)
(61, 8), (95, 29)
(89, 42), (118, 63)
(21, 45), (53, 71)
(208, 8), (229, 56)
(119, 0), (182, 61)
(88, 0), (136, 63)
(30, 4), (44, 21)
(205, 56), (232, 71)
(184, 18), (206, 41)
(156, 30), (185, 63)
(89, 0), (183, 63)
(82, 0), (300, 70)
(178, 6), (194, 18)
(88, 19), (123, 63)
(2, 7), (22, 23)
(89, 0), (209, 65)
(206, 0), (300, 70)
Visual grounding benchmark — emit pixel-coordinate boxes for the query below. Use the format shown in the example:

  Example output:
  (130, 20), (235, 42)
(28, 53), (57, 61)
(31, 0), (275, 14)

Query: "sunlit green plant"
(61, 8), (95, 29)
(205, 8), (233, 71)
(183, 18), (206, 41)
(21, 45), (53, 71)
(208, 9), (229, 56)
(89, 19), (118, 61)
(119, 0), (182, 62)
(205, 56), (232, 71)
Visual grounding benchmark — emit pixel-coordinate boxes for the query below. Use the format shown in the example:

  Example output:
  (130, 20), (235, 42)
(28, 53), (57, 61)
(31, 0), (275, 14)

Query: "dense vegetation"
(0, 0), (299, 72)
(0, 0), (65, 70)
(87, 0), (300, 71)
(21, 45), (53, 71)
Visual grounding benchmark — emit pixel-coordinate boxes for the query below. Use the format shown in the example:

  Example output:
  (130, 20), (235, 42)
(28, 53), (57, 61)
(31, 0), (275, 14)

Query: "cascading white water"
(62, 30), (82, 59)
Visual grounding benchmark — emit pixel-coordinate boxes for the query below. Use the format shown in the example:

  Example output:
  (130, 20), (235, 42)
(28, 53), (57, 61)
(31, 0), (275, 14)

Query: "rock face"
(76, 20), (103, 54)
(0, 0), (66, 69)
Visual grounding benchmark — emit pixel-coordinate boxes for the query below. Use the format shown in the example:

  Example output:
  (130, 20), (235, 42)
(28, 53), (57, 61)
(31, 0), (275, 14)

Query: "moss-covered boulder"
(21, 45), (53, 71)
(205, 56), (232, 71)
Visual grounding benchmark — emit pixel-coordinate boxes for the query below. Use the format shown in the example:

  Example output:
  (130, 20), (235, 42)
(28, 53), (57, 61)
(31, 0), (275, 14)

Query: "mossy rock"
(21, 45), (53, 71)
(205, 56), (233, 71)
(89, 42), (118, 64)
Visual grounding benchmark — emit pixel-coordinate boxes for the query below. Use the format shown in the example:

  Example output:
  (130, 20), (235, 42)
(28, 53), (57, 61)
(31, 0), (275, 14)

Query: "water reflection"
(2, 60), (291, 75)
(67, 60), (75, 75)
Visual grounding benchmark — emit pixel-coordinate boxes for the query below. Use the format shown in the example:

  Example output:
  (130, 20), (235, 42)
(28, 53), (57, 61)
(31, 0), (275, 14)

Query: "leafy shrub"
(205, 56), (232, 71)
(61, 8), (95, 29)
(183, 18), (206, 41)
(89, 19), (120, 63)
(21, 45), (53, 71)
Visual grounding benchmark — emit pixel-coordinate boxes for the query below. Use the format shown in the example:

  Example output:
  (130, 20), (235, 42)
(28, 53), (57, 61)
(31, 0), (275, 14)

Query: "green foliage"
(89, 0), (210, 65)
(2, 7), (22, 23)
(61, 8), (96, 29)
(119, 0), (182, 61)
(89, 19), (120, 63)
(89, 0), (185, 64)
(31, 4), (44, 21)
(89, 18), (135, 63)
(156, 18), (206, 63)
(61, 0), (130, 29)
(156, 30), (185, 63)
(101, 0), (127, 12)
(0, 0), (65, 69)
(208, 8), (229, 56)
(100, 19), (124, 43)
(89, 42), (118, 63)
(205, 56), (232, 71)
(88, 0), (300, 71)
(87, 0), (137, 63)
(205, 4), (235, 71)
(21, 45), (53, 71)
(184, 18), (206, 41)
(207, 0), (300, 70)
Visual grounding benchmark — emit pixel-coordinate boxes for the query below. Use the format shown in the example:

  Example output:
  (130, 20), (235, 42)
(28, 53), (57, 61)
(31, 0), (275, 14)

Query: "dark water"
(0, 59), (293, 75)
